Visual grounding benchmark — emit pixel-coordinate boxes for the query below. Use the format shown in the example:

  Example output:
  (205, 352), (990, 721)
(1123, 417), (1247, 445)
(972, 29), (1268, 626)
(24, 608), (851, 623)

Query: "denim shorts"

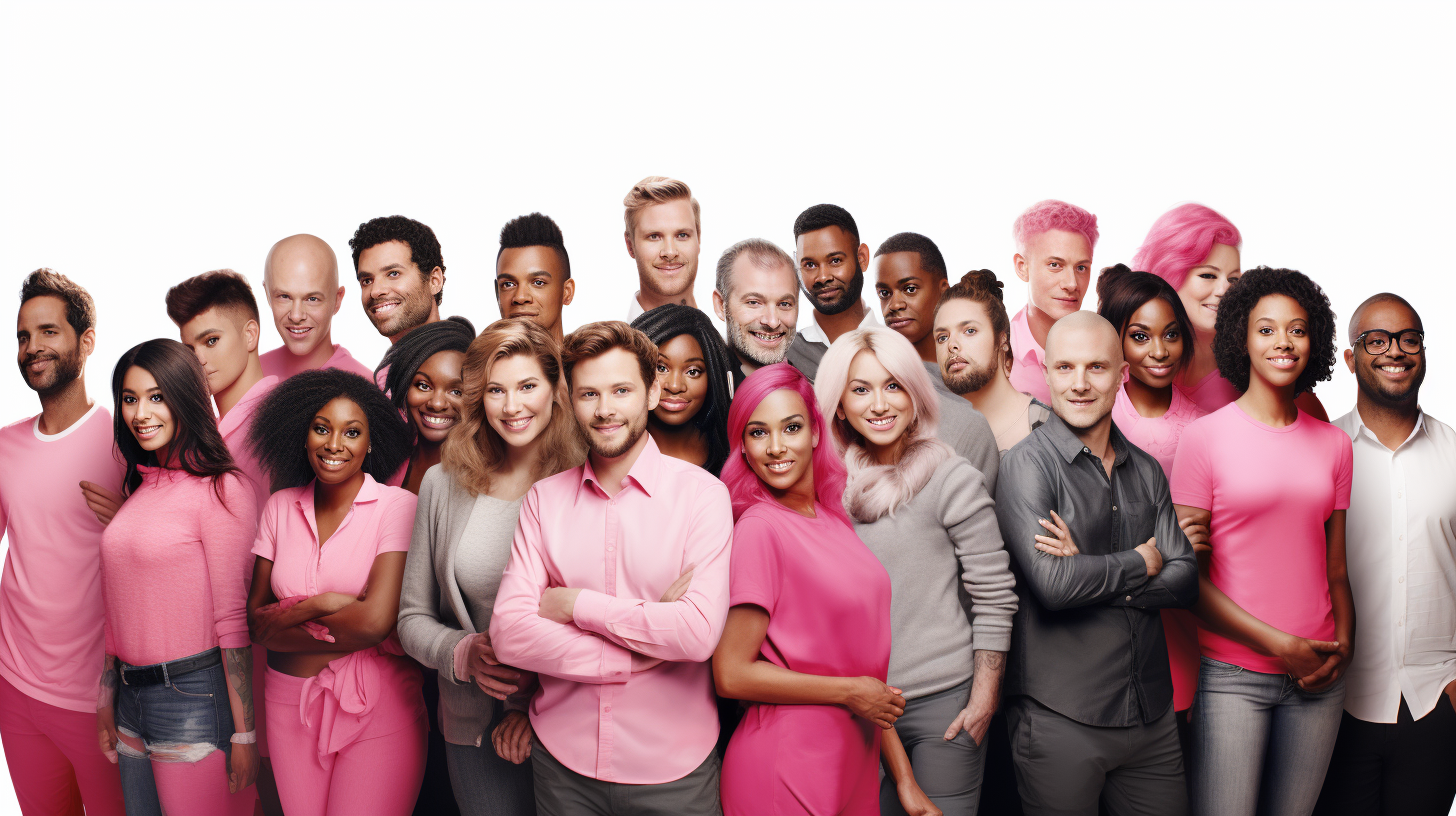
(115, 648), (234, 755)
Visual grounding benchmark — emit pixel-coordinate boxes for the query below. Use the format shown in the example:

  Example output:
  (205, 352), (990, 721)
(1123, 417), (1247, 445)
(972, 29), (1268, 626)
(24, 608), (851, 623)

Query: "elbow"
(1030, 586), (1072, 612)
(711, 660), (743, 700)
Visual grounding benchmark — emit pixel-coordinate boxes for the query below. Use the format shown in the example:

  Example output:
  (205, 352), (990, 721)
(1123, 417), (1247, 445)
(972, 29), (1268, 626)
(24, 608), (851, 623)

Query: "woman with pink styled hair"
(815, 327), (1018, 816)
(712, 364), (904, 816)
(1131, 203), (1327, 419)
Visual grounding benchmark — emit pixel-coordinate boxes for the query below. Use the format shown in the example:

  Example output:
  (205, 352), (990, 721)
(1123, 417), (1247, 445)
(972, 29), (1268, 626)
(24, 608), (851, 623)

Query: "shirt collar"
(577, 433), (664, 501)
(293, 472), (384, 512)
(1041, 409), (1131, 467)
(1010, 307), (1045, 366)
(1350, 405), (1427, 451)
(799, 301), (880, 346)
(626, 292), (646, 323)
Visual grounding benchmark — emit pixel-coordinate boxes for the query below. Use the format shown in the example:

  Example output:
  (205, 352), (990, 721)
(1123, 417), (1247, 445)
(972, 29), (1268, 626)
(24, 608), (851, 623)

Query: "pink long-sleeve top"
(489, 436), (734, 785)
(101, 467), (257, 667)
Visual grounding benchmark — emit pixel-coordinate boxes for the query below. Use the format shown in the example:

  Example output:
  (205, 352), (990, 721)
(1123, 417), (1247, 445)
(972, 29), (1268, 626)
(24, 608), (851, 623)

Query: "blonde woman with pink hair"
(815, 326), (1018, 816)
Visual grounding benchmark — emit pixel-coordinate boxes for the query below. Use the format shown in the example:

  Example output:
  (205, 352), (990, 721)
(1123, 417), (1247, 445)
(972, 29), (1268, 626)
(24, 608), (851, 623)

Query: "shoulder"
(0, 414), (36, 437)
(660, 456), (730, 497)
(733, 504), (791, 549)
(375, 483), (420, 514)
(1421, 413), (1456, 445)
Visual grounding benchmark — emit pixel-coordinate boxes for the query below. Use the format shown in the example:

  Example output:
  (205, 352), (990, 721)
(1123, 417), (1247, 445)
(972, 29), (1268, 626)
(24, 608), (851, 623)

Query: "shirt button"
(604, 705), (611, 712)
(1125, 595), (1132, 601)
(1112, 505), (1118, 512)
(607, 546), (615, 552)
(1399, 576), (1405, 583)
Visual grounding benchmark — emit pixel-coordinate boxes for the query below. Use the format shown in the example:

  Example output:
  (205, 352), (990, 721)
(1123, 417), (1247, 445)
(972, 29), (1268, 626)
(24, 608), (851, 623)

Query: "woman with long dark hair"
(379, 316), (476, 494)
(631, 303), (732, 475)
(98, 338), (259, 815)
(244, 369), (425, 816)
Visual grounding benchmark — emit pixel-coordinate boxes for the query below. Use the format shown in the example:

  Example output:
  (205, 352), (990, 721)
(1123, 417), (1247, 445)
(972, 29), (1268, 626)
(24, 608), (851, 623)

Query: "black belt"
(120, 648), (222, 687)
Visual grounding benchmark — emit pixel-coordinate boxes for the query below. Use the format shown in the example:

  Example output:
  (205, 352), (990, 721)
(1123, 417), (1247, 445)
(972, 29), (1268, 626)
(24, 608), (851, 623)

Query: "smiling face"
(1176, 243), (1241, 336)
(177, 305), (257, 398)
(571, 348), (660, 460)
(1345, 299), (1426, 407)
(264, 239), (343, 358)
(626, 200), (699, 302)
(306, 395), (370, 486)
(652, 333), (708, 427)
(16, 295), (90, 395)
(837, 349), (913, 459)
(716, 256), (800, 367)
(120, 365), (175, 457)
(357, 240), (442, 340)
(1121, 297), (1186, 390)
(933, 298), (1004, 395)
(875, 252), (948, 348)
(1245, 293), (1310, 391)
(1015, 229), (1092, 322)
(743, 388), (818, 497)
(483, 352), (555, 449)
(406, 349), (465, 445)
(1045, 317), (1126, 431)
(797, 226), (867, 316)
(496, 246), (575, 338)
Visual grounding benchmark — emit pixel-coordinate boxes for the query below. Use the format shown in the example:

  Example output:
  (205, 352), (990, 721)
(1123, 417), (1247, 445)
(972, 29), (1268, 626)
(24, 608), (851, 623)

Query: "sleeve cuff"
(217, 632), (250, 650)
(571, 589), (614, 636)
(1115, 549), (1151, 592)
(451, 632), (474, 683)
(971, 625), (1012, 654)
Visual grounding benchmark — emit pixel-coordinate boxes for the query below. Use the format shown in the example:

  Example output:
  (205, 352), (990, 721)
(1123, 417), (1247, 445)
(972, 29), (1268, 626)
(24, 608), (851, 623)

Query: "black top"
(994, 410), (1198, 727)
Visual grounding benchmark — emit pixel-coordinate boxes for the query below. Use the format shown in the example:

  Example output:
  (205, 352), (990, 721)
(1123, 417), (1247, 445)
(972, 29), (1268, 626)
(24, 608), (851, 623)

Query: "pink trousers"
(0, 672), (126, 816)
(264, 649), (426, 816)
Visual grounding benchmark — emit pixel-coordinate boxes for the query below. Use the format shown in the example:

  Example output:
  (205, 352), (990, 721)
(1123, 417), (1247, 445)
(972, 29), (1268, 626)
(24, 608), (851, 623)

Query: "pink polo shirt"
(1176, 367), (1242, 414)
(1008, 307), (1051, 403)
(102, 468), (256, 667)
(1171, 403), (1353, 674)
(489, 436), (734, 785)
(219, 375), (280, 514)
(1112, 385), (1206, 478)
(0, 404), (125, 712)
(260, 343), (374, 382)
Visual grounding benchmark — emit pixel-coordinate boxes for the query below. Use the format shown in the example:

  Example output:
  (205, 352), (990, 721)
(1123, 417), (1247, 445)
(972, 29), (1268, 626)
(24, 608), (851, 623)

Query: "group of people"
(1, 178), (1450, 816)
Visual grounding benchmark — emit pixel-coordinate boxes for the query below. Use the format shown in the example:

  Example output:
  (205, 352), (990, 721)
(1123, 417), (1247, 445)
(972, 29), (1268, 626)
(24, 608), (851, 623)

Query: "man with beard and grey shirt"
(711, 238), (804, 392)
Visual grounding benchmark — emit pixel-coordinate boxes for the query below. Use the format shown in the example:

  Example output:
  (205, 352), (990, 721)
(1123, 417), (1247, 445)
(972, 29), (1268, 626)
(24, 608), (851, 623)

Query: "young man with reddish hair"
(490, 321), (732, 815)
(1008, 199), (1099, 403)
(259, 233), (373, 379)
(623, 177), (702, 319)
(1, 270), (127, 816)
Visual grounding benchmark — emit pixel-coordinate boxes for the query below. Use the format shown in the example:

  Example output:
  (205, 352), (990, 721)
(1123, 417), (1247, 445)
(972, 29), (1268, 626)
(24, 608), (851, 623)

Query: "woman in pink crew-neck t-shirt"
(1170, 268), (1354, 816)
(244, 369), (426, 816)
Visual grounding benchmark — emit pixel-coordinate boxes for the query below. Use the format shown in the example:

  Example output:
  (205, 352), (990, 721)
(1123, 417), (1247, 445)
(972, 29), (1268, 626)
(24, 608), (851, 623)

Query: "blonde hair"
(623, 176), (700, 238)
(440, 318), (585, 496)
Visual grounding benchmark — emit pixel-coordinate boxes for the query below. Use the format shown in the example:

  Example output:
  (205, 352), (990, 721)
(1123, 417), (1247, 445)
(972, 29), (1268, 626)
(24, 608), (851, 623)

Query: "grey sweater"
(852, 456), (1019, 699)
(397, 465), (525, 747)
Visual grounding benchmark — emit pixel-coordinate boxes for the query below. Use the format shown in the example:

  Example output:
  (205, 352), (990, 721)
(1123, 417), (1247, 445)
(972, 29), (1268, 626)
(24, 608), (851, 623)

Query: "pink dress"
(720, 501), (892, 816)
(1112, 385), (1206, 711)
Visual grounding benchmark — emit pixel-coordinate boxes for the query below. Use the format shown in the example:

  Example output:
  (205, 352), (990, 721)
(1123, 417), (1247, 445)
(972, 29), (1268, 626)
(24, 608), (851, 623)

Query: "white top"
(1334, 407), (1456, 722)
(798, 299), (879, 346)
(626, 291), (646, 322)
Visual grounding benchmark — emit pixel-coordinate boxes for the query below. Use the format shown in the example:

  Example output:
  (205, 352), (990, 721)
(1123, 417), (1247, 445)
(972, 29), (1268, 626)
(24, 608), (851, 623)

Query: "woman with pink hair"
(816, 327), (1018, 816)
(712, 364), (905, 816)
(1131, 203), (1327, 419)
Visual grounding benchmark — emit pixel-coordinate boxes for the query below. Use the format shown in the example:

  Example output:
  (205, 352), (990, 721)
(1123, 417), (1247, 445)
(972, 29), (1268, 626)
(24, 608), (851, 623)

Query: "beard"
(726, 319), (792, 367)
(586, 409), (649, 459)
(944, 356), (997, 395)
(804, 263), (866, 316)
(1357, 358), (1426, 407)
(19, 347), (84, 395)
(369, 289), (436, 338)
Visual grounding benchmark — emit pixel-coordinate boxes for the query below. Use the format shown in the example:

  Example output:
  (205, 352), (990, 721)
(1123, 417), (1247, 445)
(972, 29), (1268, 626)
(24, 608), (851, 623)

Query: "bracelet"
(229, 731), (257, 745)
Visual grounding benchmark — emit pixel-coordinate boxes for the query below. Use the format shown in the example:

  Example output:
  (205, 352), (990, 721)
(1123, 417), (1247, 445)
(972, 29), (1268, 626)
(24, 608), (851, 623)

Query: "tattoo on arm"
(223, 648), (254, 731)
(973, 650), (1007, 673)
(98, 654), (119, 709)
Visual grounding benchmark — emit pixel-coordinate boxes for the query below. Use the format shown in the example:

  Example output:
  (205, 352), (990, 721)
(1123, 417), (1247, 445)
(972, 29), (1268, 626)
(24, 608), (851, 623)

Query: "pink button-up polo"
(1008, 306), (1051, 404)
(489, 436), (733, 785)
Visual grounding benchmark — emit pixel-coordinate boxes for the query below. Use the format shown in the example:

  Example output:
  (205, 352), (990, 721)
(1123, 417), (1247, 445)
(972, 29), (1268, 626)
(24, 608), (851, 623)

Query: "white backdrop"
(2, 2), (1453, 813)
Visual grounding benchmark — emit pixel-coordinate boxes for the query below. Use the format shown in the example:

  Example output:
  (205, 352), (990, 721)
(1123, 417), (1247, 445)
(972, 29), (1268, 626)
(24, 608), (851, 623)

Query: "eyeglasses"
(1353, 328), (1424, 355)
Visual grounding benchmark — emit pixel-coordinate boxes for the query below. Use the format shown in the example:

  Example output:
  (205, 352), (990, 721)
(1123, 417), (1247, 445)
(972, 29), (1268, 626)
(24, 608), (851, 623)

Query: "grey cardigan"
(397, 465), (526, 747)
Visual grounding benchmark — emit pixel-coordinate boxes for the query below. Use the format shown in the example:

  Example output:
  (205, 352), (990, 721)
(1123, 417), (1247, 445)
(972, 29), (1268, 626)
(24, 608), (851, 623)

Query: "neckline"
(31, 400), (101, 441)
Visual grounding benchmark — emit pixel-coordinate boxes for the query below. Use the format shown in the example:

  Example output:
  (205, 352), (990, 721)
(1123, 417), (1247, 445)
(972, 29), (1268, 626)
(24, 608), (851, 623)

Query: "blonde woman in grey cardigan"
(398, 319), (585, 816)
(816, 326), (1019, 816)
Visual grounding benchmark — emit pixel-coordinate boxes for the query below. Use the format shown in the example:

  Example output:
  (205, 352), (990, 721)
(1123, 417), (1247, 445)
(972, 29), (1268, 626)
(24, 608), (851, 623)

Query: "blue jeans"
(114, 649), (234, 816)
(1191, 657), (1345, 816)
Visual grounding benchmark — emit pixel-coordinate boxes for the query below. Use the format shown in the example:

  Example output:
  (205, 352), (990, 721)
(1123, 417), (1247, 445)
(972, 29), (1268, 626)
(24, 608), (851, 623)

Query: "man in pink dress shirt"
(1007, 199), (1099, 403)
(490, 321), (733, 816)
(258, 234), (374, 381)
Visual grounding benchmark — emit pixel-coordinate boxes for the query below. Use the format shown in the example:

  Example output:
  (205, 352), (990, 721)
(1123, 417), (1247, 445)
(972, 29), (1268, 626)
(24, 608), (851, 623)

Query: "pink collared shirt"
(260, 343), (375, 382)
(489, 436), (733, 785)
(1008, 306), (1051, 403)
(219, 375), (280, 515)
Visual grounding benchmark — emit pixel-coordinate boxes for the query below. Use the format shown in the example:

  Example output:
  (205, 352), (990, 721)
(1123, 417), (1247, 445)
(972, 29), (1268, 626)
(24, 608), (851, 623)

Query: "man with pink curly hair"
(1008, 199), (1099, 403)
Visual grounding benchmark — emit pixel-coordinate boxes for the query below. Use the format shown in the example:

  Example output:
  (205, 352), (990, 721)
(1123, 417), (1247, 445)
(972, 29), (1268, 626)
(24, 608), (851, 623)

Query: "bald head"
(262, 234), (345, 360)
(1046, 311), (1123, 365)
(1348, 292), (1421, 345)
(1044, 311), (1127, 431)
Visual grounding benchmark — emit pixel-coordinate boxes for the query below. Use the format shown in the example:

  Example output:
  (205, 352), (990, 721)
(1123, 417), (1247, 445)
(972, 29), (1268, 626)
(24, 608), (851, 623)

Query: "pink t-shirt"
(0, 404), (125, 712)
(1008, 307), (1051, 404)
(102, 468), (257, 666)
(1171, 403), (1353, 674)
(259, 343), (374, 382)
(219, 375), (280, 515)
(1176, 368), (1242, 414)
(1112, 385), (1206, 478)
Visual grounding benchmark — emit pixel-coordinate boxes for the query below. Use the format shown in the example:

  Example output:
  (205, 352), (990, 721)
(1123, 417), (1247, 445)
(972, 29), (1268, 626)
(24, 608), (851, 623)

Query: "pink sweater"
(101, 467), (257, 666)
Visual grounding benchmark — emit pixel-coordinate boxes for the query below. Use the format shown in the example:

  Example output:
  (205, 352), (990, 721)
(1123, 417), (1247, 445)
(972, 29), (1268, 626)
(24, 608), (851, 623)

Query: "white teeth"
(322, 458), (346, 466)
(1379, 365), (1408, 373)
(766, 461), (793, 471)
(423, 415), (453, 426)
(868, 417), (894, 427)
(503, 417), (531, 428)
(288, 327), (309, 334)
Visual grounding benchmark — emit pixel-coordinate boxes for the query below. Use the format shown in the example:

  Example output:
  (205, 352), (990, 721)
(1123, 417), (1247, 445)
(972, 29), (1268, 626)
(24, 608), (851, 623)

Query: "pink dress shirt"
(1008, 306), (1051, 404)
(219, 375), (280, 514)
(259, 343), (374, 382)
(489, 437), (734, 785)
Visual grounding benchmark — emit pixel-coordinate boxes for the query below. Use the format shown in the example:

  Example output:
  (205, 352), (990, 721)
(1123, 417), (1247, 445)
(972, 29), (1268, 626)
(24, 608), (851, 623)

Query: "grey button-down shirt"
(994, 410), (1198, 727)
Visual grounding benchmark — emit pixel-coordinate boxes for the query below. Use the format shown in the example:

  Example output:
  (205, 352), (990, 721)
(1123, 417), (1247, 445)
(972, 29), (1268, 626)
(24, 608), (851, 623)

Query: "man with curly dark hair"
(349, 215), (446, 343)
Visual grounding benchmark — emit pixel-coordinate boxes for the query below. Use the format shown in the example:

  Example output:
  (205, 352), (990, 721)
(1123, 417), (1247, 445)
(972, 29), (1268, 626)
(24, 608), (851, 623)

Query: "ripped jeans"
(115, 648), (254, 816)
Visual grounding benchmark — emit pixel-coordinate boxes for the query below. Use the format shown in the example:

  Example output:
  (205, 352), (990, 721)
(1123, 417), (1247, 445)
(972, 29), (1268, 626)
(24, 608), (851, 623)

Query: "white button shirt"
(1335, 408), (1456, 722)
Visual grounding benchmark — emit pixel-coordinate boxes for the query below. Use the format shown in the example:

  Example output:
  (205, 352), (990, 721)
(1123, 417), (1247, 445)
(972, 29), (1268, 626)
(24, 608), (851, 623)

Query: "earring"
(368, 445), (372, 454)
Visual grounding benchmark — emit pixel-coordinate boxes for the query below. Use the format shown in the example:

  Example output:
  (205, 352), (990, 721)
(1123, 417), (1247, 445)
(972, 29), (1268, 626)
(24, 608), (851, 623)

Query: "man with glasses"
(1315, 294), (1456, 816)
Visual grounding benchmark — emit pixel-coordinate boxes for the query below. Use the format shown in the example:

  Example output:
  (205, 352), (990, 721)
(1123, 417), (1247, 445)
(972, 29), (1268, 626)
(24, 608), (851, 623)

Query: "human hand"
(659, 564), (697, 603)
(1178, 515), (1211, 555)
(80, 481), (123, 526)
(943, 696), (995, 746)
(1274, 634), (1342, 681)
(1296, 639), (1352, 691)
(491, 711), (533, 764)
(226, 741), (258, 794)
(464, 632), (523, 701)
(842, 676), (905, 729)
(896, 777), (943, 816)
(1033, 510), (1079, 557)
(97, 705), (119, 764)
(1134, 537), (1162, 577)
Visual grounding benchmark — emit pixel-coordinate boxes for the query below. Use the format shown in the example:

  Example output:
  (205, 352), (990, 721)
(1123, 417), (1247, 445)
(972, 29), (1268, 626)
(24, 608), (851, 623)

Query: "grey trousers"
(530, 736), (722, 816)
(445, 738), (536, 816)
(880, 680), (986, 816)
(1006, 696), (1187, 816)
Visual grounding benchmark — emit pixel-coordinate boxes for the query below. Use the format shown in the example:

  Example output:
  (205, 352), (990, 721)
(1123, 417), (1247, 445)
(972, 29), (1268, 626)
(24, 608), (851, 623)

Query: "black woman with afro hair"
(378, 315), (476, 495)
(631, 303), (732, 475)
(1170, 266), (1356, 816)
(242, 368), (429, 816)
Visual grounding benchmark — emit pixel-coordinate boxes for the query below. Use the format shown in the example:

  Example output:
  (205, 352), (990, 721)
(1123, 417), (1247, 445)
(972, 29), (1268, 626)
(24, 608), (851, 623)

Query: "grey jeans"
(1007, 696), (1187, 816)
(445, 738), (535, 816)
(530, 736), (722, 816)
(881, 680), (986, 816)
